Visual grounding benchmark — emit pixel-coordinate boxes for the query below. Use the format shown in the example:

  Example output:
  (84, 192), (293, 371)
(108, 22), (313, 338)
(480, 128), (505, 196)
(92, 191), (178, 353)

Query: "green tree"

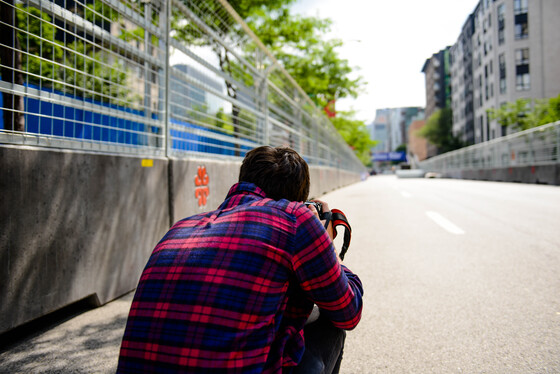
(214, 108), (234, 134)
(15, 5), (63, 88)
(245, 9), (363, 109)
(13, 3), (130, 106)
(171, 1), (291, 153)
(487, 98), (533, 131)
(233, 1), (366, 157)
(0, 0), (24, 130)
(330, 110), (377, 166)
(63, 40), (129, 105)
(172, 0), (364, 150)
(541, 94), (560, 124)
(487, 95), (560, 131)
(416, 108), (463, 153)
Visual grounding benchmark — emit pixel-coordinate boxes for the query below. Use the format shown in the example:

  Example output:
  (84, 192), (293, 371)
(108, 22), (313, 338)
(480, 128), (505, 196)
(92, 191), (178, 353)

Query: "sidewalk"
(0, 292), (134, 373)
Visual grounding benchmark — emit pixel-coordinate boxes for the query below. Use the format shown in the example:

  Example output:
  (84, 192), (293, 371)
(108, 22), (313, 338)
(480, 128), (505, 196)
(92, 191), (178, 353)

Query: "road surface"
(1, 175), (559, 373)
(332, 176), (560, 373)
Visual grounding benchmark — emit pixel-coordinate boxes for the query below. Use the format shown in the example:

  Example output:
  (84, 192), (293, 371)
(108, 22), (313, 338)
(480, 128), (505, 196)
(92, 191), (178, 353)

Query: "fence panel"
(0, 0), (364, 172)
(419, 121), (560, 172)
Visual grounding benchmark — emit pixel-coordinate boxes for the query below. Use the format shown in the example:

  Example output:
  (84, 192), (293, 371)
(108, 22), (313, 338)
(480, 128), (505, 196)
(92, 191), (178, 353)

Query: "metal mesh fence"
(0, 0), (364, 172)
(419, 121), (560, 172)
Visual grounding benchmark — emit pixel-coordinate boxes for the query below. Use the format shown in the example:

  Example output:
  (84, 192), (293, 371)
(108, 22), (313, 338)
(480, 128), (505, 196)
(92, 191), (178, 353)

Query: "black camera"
(304, 201), (325, 220)
(305, 201), (352, 261)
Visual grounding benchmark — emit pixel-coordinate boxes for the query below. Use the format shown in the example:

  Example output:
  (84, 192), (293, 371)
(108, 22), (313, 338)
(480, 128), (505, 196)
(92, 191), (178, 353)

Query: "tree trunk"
(0, 0), (25, 132)
(219, 49), (241, 156)
(231, 103), (240, 156)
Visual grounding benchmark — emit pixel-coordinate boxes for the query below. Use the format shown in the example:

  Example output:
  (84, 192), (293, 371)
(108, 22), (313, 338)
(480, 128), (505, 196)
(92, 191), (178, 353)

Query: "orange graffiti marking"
(194, 166), (210, 206)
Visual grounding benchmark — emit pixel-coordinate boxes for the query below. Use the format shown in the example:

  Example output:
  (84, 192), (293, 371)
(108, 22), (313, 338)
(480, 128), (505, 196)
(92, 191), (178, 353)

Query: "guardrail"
(419, 121), (560, 172)
(0, 0), (364, 172)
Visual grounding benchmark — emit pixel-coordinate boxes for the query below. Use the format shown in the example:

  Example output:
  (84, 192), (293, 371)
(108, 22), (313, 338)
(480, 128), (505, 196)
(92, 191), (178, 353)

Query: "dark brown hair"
(239, 146), (310, 202)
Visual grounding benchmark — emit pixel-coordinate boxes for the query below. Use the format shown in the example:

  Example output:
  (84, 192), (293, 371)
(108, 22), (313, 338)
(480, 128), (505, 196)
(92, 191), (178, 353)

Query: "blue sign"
(373, 152), (407, 162)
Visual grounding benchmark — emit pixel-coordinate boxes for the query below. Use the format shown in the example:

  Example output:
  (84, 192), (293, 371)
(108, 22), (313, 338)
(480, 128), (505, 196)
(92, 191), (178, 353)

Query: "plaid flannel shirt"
(117, 182), (363, 373)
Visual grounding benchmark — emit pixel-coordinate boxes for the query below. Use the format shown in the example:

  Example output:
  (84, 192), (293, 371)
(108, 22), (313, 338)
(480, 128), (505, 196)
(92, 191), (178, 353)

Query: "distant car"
(425, 172), (442, 178)
(396, 169), (426, 178)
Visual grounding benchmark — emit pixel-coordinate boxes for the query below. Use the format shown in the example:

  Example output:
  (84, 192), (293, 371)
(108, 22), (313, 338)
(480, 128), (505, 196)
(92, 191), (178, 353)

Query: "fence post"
(144, 0), (154, 148)
(163, 0), (171, 158)
(557, 122), (560, 162)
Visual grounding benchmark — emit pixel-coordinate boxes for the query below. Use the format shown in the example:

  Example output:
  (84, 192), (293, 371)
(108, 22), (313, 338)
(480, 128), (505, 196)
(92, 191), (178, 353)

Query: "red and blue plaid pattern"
(117, 182), (363, 373)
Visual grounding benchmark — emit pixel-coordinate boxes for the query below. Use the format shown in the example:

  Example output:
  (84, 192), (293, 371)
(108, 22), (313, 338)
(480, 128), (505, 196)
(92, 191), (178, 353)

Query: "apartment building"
(421, 47), (452, 157)
(422, 47), (451, 120)
(369, 109), (390, 153)
(450, 14), (476, 145)
(370, 107), (424, 155)
(451, 0), (560, 144)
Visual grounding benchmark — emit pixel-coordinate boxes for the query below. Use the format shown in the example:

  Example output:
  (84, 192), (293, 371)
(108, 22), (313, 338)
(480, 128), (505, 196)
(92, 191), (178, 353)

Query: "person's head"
(239, 146), (310, 202)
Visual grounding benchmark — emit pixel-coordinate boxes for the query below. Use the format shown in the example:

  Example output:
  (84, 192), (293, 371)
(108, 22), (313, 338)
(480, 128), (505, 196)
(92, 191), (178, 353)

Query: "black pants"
(292, 315), (346, 374)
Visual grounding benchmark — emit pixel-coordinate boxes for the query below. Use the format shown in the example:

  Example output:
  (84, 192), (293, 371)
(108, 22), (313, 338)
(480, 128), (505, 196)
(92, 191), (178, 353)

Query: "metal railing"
(0, 0), (364, 172)
(419, 121), (560, 172)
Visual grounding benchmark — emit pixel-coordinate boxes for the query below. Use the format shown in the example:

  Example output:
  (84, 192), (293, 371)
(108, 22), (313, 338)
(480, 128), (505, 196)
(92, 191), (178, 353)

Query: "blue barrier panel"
(2, 83), (251, 157)
(1, 83), (150, 147)
(170, 117), (252, 156)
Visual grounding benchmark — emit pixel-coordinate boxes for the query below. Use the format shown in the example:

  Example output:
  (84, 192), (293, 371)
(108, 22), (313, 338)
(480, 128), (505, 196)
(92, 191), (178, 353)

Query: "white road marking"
(425, 211), (465, 235)
(401, 191), (412, 198)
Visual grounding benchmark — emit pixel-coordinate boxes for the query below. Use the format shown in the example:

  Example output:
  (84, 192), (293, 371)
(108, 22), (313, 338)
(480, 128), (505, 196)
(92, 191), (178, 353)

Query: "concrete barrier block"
(0, 145), (363, 334)
(0, 146), (169, 334)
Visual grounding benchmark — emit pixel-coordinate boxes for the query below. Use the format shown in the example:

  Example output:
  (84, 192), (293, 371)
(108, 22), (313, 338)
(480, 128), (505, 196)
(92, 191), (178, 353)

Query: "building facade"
(451, 0), (560, 145)
(369, 109), (390, 153)
(422, 47), (451, 120)
(408, 119), (428, 162)
(450, 13), (476, 145)
(371, 107), (424, 156)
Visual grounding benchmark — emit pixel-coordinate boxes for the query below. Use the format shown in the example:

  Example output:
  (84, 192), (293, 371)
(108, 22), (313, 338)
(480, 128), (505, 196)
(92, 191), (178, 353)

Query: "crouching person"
(117, 146), (363, 373)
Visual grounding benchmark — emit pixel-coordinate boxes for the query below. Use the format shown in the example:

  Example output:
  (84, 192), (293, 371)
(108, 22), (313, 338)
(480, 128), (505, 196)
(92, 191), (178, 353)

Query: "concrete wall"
(0, 145), (362, 333)
(442, 165), (560, 185)
(0, 146), (170, 334)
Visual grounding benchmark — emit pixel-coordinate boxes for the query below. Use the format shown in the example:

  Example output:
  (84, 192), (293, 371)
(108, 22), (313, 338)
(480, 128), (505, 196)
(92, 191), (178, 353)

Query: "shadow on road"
(0, 292), (133, 373)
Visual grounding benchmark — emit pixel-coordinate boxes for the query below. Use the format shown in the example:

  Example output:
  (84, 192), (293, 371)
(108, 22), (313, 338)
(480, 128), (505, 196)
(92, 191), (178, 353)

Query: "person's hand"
(306, 199), (334, 241)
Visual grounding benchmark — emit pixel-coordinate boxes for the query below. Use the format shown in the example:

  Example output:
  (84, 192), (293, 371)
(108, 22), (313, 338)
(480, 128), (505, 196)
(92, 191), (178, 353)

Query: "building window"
(516, 74), (530, 91)
(515, 48), (530, 91)
(498, 4), (505, 45)
(479, 115), (485, 142)
(499, 54), (506, 94)
(515, 16), (528, 39)
(516, 48), (530, 65)
(514, 0), (528, 39)
(486, 112), (490, 141)
(514, 0), (528, 15)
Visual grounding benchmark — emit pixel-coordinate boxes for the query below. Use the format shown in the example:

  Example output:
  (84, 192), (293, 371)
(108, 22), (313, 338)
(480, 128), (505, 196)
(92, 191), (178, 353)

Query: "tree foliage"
(487, 95), (560, 131)
(244, 8), (363, 108)
(13, 4), (131, 106)
(229, 0), (366, 161)
(416, 108), (463, 153)
(172, 0), (366, 155)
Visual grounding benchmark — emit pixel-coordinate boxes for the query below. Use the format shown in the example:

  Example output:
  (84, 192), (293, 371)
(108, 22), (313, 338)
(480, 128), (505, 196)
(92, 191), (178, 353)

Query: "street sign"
(372, 152), (407, 162)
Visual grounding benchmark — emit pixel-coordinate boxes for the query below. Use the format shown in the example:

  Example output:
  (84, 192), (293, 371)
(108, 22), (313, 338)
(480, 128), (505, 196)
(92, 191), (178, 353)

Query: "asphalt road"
(328, 176), (560, 373)
(1, 176), (559, 373)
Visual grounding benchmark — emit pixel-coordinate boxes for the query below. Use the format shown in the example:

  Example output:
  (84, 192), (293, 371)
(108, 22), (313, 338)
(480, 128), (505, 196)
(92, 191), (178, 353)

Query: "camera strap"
(330, 209), (352, 261)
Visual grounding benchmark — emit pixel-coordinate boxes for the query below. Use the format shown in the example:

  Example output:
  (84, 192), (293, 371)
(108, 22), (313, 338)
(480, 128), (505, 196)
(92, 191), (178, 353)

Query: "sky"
(291, 0), (481, 123)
